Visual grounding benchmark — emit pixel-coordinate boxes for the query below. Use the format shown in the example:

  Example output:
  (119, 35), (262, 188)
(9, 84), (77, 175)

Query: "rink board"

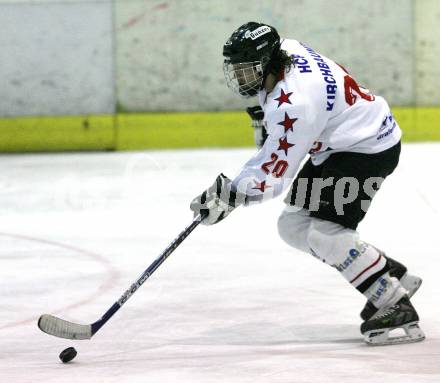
(0, 115), (116, 152)
(115, 112), (254, 149)
(0, 107), (438, 152)
(116, 107), (440, 149)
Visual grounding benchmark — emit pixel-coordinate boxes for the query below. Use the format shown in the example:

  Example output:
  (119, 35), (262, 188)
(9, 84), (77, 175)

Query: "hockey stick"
(38, 213), (206, 340)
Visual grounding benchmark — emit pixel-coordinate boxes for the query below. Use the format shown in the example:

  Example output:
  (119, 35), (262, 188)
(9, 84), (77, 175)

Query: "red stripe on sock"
(350, 254), (383, 284)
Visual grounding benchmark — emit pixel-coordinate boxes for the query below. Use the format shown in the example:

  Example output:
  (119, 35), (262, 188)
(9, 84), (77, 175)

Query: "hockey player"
(190, 22), (424, 345)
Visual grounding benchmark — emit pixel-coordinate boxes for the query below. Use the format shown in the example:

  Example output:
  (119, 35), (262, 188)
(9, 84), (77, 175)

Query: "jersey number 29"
(344, 74), (375, 105)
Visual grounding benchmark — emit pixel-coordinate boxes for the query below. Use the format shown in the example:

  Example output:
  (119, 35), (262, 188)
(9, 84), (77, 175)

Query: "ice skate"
(360, 256), (422, 320)
(361, 295), (425, 346)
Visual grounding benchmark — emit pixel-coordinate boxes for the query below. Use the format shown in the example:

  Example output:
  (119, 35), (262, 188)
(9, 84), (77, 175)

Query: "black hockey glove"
(190, 174), (245, 225)
(246, 105), (267, 149)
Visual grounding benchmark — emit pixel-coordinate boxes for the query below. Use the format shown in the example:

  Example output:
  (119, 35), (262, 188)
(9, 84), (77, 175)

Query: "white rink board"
(116, 0), (413, 111)
(0, 1), (114, 116)
(415, 0), (440, 104)
(0, 144), (439, 382)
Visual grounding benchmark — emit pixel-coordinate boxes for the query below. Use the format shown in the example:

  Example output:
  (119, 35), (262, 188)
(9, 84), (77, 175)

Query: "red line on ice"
(0, 232), (120, 331)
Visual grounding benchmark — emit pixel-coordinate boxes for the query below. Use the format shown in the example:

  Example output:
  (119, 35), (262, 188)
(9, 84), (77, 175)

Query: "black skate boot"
(360, 256), (422, 320)
(361, 295), (425, 345)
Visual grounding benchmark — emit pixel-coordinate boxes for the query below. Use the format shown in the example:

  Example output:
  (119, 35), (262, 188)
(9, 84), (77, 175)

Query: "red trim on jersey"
(350, 254), (383, 284)
(336, 62), (349, 74)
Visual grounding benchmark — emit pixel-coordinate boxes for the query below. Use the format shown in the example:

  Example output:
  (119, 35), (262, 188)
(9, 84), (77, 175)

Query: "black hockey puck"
(59, 347), (77, 363)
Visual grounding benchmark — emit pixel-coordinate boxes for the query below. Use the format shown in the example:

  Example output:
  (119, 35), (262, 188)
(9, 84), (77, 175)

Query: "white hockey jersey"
(231, 39), (401, 203)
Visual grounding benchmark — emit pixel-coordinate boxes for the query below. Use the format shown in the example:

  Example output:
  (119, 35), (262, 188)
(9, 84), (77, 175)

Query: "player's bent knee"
(306, 227), (332, 261)
(277, 207), (311, 253)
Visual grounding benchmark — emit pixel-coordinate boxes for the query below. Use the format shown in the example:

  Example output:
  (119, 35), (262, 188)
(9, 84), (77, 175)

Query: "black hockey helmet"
(223, 22), (281, 98)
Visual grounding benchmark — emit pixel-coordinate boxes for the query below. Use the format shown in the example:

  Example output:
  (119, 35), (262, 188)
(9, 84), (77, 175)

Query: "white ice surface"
(0, 144), (439, 383)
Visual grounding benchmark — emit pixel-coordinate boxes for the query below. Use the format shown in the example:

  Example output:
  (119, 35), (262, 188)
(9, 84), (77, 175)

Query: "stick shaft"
(90, 213), (204, 336)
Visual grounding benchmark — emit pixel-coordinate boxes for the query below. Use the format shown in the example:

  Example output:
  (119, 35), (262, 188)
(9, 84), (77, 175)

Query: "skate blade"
(401, 274), (422, 298)
(364, 321), (425, 346)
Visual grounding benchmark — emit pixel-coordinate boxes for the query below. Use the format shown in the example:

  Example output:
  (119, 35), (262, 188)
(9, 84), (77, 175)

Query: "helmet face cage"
(222, 22), (280, 98)
(223, 60), (265, 98)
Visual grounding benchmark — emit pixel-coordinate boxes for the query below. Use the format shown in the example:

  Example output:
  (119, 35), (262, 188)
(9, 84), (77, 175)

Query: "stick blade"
(38, 314), (92, 340)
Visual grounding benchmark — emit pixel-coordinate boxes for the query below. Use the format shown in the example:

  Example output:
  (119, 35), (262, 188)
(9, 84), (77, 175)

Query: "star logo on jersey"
(252, 180), (271, 192)
(278, 137), (295, 155)
(277, 112), (298, 133)
(274, 89), (293, 107)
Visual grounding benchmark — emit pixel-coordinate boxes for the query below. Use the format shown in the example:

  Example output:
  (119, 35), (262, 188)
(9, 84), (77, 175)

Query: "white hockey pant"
(277, 206), (406, 309)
